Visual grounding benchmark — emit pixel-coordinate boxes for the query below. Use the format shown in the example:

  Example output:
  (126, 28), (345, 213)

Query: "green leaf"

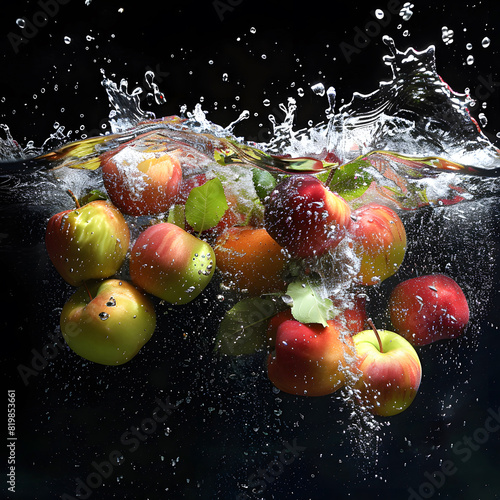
(215, 297), (282, 356)
(252, 168), (277, 201)
(286, 279), (333, 327)
(167, 204), (186, 229)
(79, 189), (108, 205)
(321, 159), (373, 201)
(185, 178), (229, 232)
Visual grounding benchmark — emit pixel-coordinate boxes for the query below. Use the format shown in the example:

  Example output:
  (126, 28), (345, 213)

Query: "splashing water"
(2, 36), (500, 470)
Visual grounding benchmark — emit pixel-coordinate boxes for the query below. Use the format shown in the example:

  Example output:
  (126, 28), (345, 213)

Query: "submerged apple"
(102, 152), (182, 216)
(129, 222), (215, 304)
(45, 200), (130, 286)
(352, 324), (422, 416)
(348, 203), (406, 286)
(267, 319), (355, 396)
(388, 274), (470, 346)
(264, 174), (351, 258)
(60, 279), (156, 365)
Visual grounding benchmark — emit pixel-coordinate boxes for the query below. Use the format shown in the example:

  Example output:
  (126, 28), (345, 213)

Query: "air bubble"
(99, 312), (110, 321)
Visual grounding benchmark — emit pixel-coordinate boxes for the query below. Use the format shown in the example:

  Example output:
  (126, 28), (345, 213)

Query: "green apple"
(352, 324), (422, 416)
(45, 200), (130, 286)
(60, 279), (156, 365)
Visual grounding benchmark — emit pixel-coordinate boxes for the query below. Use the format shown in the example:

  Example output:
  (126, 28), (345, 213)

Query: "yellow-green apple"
(60, 279), (156, 365)
(129, 222), (215, 304)
(45, 200), (130, 286)
(102, 152), (182, 216)
(267, 319), (355, 396)
(352, 323), (422, 416)
(348, 203), (406, 286)
(388, 274), (470, 346)
(264, 175), (351, 258)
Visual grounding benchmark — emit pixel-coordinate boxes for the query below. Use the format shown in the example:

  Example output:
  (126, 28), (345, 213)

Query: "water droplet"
(64, 36), (72, 44)
(250, 27), (256, 34)
(261, 54), (267, 60)
(311, 82), (325, 96)
(297, 87), (304, 97)
(106, 297), (116, 307)
(263, 99), (271, 107)
(399, 2), (414, 21)
(99, 312), (110, 321)
(466, 55), (474, 65)
(466, 43), (473, 50)
(185, 286), (196, 294)
(16, 18), (26, 28)
(482, 37), (491, 48)
(442, 26), (454, 45)
(374, 9), (384, 19)
(478, 113), (488, 127)
(222, 73), (228, 82)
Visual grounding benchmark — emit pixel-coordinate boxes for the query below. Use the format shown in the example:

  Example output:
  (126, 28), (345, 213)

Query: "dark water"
(2, 2), (500, 500)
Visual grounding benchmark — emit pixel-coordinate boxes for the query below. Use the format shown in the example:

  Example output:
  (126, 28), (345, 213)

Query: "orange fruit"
(214, 226), (288, 296)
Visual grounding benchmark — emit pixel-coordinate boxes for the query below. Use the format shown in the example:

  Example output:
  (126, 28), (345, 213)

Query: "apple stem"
(83, 281), (93, 301)
(323, 167), (337, 188)
(67, 189), (81, 209)
(368, 318), (383, 353)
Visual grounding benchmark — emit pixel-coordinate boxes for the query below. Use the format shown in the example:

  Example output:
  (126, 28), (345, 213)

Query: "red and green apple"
(352, 323), (422, 416)
(45, 200), (130, 286)
(129, 222), (216, 305)
(267, 319), (355, 396)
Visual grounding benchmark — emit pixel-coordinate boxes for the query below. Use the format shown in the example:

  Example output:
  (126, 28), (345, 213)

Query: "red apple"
(388, 274), (470, 346)
(352, 325), (422, 416)
(45, 200), (130, 286)
(331, 294), (368, 335)
(267, 319), (355, 396)
(102, 152), (182, 216)
(266, 309), (294, 350)
(348, 203), (406, 286)
(60, 279), (156, 365)
(264, 175), (351, 258)
(129, 222), (215, 305)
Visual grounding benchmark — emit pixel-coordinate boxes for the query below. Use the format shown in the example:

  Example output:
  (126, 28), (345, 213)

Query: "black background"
(1, 1), (500, 500)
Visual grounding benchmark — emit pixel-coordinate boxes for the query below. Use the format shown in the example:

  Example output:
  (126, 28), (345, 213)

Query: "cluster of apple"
(213, 173), (470, 416)
(45, 148), (470, 418)
(45, 153), (218, 365)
